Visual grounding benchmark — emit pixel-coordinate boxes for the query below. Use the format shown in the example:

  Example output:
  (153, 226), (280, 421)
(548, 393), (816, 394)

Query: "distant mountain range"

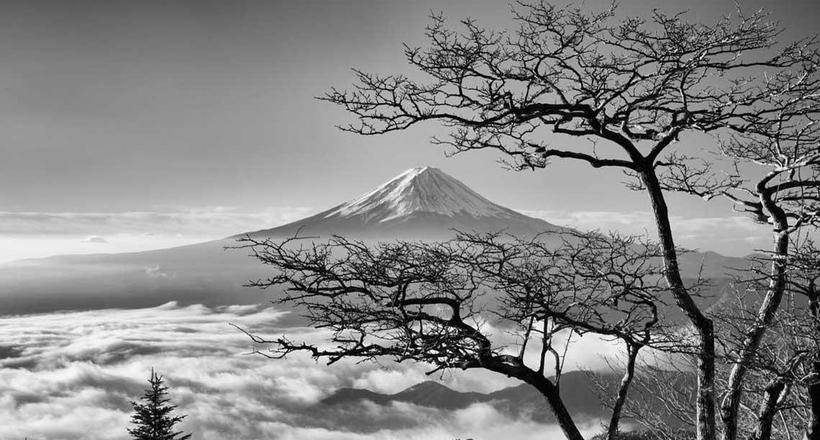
(0, 166), (743, 315)
(301, 370), (691, 434)
(263, 372), (618, 435)
(320, 371), (609, 423)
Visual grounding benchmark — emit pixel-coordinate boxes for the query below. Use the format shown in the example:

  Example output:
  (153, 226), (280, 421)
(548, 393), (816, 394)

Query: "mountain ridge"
(320, 371), (611, 422)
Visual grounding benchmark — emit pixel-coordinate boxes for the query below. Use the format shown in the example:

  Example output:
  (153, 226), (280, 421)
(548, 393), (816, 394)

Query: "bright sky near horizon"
(1, 0), (818, 261)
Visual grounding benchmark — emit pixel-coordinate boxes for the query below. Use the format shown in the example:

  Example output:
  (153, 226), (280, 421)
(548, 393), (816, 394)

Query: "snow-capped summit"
(246, 166), (563, 240)
(324, 166), (515, 223)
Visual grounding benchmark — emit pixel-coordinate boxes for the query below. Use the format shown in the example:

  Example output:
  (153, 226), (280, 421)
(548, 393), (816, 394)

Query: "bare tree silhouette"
(238, 231), (680, 440)
(319, 2), (820, 439)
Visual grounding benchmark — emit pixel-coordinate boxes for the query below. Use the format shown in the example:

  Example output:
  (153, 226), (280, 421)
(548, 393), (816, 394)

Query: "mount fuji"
(0, 166), (740, 315)
(243, 166), (563, 240)
(0, 167), (565, 315)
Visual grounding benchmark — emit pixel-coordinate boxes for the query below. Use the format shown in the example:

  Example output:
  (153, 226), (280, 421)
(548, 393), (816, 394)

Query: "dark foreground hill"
(311, 369), (695, 434)
(321, 371), (608, 423)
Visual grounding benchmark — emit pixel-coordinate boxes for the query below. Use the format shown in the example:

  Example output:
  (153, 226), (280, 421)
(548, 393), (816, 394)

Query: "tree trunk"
(641, 170), (717, 440)
(608, 344), (639, 439)
(497, 361), (586, 440)
(721, 226), (790, 440)
(749, 378), (787, 440)
(525, 371), (587, 440)
(805, 361), (820, 440)
(805, 288), (820, 440)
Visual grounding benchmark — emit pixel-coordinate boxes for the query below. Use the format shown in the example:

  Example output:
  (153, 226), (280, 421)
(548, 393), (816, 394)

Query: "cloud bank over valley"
(0, 302), (606, 440)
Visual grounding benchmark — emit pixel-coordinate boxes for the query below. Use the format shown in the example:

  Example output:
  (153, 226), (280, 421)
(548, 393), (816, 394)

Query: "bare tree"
(238, 231), (673, 440)
(629, 240), (820, 440)
(622, 358), (699, 440)
(320, 3), (820, 438)
(713, 240), (820, 440)
(778, 242), (820, 440)
(657, 53), (820, 439)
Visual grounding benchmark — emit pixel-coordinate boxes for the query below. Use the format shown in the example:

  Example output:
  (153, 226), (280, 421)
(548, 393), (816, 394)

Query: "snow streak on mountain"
(325, 166), (517, 222)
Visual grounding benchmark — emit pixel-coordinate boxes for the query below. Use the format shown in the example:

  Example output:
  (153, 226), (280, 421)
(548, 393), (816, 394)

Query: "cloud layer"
(0, 303), (607, 440)
(0, 207), (315, 263)
(0, 207), (315, 236)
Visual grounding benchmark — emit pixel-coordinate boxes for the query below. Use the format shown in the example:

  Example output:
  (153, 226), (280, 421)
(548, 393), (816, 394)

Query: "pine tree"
(128, 369), (192, 440)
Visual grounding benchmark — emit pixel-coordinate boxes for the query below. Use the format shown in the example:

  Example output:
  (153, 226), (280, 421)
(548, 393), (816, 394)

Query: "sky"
(1, 0), (819, 261)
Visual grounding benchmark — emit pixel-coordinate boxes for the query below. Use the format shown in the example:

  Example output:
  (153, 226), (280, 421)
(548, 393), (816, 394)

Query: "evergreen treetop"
(128, 369), (192, 440)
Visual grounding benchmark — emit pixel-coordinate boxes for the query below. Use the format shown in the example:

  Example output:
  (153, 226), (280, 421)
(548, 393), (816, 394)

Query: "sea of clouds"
(0, 302), (608, 440)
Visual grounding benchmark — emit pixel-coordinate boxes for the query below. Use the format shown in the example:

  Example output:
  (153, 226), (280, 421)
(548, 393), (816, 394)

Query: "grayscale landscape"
(1, 1), (818, 440)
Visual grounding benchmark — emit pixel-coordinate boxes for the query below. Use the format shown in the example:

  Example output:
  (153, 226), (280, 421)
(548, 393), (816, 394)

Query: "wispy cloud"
(0, 207), (315, 237)
(0, 207), (316, 262)
(520, 209), (770, 256)
(80, 235), (108, 243)
(0, 303), (610, 440)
